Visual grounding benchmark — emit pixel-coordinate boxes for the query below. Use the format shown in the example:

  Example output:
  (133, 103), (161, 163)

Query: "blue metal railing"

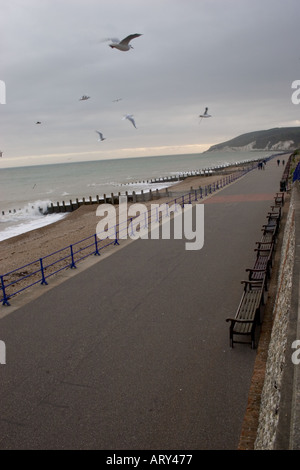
(293, 162), (300, 182)
(0, 163), (259, 306)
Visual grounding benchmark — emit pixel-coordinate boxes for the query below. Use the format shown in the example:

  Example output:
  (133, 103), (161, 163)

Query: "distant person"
(277, 159), (280, 166)
(282, 160), (285, 166)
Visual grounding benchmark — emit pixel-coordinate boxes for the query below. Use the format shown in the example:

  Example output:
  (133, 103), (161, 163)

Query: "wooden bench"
(267, 209), (281, 226)
(260, 224), (277, 244)
(260, 204), (281, 246)
(268, 205), (282, 221)
(274, 192), (284, 206)
(225, 192), (282, 350)
(226, 279), (265, 349)
(261, 210), (280, 244)
(255, 240), (275, 265)
(245, 243), (274, 291)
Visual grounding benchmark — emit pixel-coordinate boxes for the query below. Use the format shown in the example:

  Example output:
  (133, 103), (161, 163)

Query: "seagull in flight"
(199, 107), (212, 119)
(113, 98), (122, 102)
(96, 131), (106, 141)
(109, 34), (142, 51)
(79, 95), (90, 101)
(36, 121), (42, 124)
(122, 114), (137, 128)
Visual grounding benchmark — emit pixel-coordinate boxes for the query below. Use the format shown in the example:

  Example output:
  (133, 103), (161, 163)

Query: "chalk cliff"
(206, 127), (300, 152)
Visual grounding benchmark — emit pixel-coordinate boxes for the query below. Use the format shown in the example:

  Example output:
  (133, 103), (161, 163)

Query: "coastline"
(0, 163), (253, 279)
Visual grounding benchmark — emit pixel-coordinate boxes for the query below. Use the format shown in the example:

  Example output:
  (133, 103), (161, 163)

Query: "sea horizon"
(0, 150), (284, 241)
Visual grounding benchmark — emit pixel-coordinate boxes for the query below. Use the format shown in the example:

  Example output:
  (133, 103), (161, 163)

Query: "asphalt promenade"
(0, 157), (284, 450)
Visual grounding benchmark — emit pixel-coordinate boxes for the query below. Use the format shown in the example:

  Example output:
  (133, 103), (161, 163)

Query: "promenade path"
(0, 157), (284, 450)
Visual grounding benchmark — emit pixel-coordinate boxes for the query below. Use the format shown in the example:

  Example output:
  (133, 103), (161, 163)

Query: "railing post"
(94, 234), (100, 255)
(144, 211), (149, 227)
(0, 275), (10, 306)
(129, 218), (134, 237)
(40, 258), (48, 285)
(70, 245), (76, 268)
(114, 225), (120, 245)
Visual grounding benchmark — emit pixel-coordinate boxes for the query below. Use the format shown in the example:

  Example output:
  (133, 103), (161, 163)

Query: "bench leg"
(229, 325), (234, 348)
(251, 328), (256, 349)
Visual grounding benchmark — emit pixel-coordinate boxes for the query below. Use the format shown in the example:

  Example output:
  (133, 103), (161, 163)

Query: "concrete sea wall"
(254, 188), (296, 449)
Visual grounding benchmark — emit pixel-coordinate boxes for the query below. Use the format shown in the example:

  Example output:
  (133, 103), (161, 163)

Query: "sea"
(0, 150), (277, 242)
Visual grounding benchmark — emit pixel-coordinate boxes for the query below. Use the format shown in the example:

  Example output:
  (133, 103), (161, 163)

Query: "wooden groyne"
(47, 187), (171, 214)
(46, 161), (259, 215)
(1, 160), (261, 217)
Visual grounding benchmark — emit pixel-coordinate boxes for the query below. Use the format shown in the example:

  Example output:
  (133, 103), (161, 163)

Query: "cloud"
(1, 0), (300, 166)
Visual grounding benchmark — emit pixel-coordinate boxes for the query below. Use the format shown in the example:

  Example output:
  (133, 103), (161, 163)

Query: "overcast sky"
(1, 0), (300, 167)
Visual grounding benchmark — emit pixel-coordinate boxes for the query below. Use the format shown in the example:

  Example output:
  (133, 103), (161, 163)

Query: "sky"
(1, 0), (300, 168)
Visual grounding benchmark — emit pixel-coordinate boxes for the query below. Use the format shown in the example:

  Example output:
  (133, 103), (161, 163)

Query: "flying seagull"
(199, 107), (212, 118)
(109, 34), (142, 51)
(113, 98), (122, 102)
(95, 131), (106, 141)
(122, 114), (137, 128)
(36, 121), (42, 124)
(79, 95), (90, 101)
